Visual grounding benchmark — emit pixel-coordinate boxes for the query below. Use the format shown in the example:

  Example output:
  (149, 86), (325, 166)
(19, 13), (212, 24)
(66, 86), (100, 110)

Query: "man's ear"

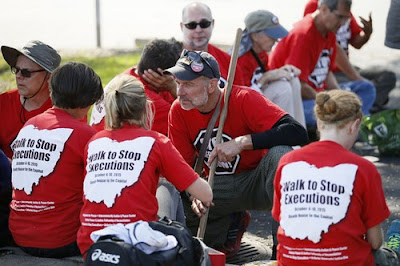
(208, 78), (219, 93)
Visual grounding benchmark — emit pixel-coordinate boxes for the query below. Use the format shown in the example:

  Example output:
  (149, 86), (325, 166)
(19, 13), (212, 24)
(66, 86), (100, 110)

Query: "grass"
(0, 51), (141, 93)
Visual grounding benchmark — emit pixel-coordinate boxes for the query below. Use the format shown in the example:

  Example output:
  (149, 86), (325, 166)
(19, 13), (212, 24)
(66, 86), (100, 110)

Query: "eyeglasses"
(183, 19), (212, 30)
(180, 49), (218, 78)
(11, 66), (46, 78)
(331, 11), (351, 23)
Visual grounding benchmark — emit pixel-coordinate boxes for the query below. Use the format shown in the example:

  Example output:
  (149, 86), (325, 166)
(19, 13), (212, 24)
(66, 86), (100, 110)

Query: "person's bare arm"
(186, 177), (213, 203)
(300, 81), (317, 100)
(350, 13), (373, 49)
(326, 71), (341, 90)
(335, 44), (364, 81)
(142, 68), (177, 98)
(366, 223), (384, 250)
(186, 178), (214, 217)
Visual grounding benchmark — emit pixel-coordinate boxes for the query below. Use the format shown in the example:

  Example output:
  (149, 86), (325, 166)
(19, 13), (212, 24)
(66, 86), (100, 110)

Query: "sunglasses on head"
(183, 19), (212, 30)
(180, 49), (218, 78)
(11, 66), (46, 78)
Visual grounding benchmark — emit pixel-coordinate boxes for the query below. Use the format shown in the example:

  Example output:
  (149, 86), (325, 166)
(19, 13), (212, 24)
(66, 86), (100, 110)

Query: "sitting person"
(90, 38), (182, 136)
(269, 0), (376, 132)
(0, 40), (61, 159)
(236, 9), (305, 127)
(9, 62), (103, 258)
(304, 0), (396, 113)
(164, 50), (308, 258)
(90, 38), (187, 223)
(77, 74), (213, 255)
(272, 89), (399, 265)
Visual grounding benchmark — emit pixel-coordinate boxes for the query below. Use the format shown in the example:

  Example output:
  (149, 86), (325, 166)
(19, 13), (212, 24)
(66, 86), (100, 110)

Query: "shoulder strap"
(250, 48), (266, 73)
(193, 94), (222, 176)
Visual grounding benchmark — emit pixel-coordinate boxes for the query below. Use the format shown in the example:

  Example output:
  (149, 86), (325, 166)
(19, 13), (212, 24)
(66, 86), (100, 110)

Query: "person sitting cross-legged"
(9, 62), (104, 258)
(272, 89), (400, 265)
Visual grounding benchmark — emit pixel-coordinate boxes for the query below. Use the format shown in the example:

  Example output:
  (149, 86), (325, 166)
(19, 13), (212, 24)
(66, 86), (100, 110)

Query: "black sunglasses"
(183, 19), (212, 30)
(11, 66), (46, 78)
(180, 49), (218, 78)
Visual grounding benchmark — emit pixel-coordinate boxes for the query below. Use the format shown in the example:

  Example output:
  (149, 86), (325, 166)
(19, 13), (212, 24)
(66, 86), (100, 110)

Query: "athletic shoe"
(218, 210), (251, 258)
(386, 220), (400, 252)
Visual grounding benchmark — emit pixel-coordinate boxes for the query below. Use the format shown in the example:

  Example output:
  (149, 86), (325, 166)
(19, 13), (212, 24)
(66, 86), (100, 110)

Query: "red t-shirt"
(77, 124), (199, 254)
(168, 85), (286, 176)
(207, 44), (246, 87)
(272, 141), (390, 265)
(237, 50), (269, 88)
(0, 89), (53, 158)
(304, 0), (362, 72)
(9, 108), (96, 248)
(90, 68), (175, 136)
(268, 15), (337, 92)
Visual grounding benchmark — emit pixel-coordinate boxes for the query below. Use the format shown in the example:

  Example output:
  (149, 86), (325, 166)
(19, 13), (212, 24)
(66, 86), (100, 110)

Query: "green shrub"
(0, 52), (141, 93)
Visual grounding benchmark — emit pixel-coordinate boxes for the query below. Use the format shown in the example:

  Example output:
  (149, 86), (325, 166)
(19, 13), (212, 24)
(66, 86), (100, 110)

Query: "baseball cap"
(164, 49), (221, 81)
(244, 10), (288, 39)
(1, 40), (61, 73)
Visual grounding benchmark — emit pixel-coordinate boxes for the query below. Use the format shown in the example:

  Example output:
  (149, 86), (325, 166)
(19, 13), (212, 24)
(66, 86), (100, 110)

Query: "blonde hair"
(314, 89), (362, 129)
(104, 74), (154, 130)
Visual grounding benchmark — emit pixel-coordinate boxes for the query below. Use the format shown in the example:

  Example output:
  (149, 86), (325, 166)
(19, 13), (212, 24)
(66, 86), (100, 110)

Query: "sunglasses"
(180, 49), (218, 78)
(11, 66), (46, 78)
(183, 19), (212, 30)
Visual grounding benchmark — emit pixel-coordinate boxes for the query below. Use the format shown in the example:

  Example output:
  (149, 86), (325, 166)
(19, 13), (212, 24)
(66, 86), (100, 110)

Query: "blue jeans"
(303, 80), (376, 127)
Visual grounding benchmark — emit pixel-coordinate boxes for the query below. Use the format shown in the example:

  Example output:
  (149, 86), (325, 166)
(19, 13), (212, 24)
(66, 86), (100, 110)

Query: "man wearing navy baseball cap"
(165, 50), (308, 258)
(165, 49), (220, 81)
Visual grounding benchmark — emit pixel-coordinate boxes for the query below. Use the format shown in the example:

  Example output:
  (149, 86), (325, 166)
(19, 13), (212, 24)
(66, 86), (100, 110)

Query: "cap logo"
(272, 16), (279, 25)
(191, 61), (204, 72)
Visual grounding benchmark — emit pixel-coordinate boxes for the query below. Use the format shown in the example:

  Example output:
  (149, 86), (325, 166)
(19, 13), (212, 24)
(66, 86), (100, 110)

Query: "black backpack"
(85, 217), (210, 266)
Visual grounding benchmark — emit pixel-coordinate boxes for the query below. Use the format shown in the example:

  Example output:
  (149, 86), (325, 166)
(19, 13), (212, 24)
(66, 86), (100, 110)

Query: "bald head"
(182, 2), (213, 22)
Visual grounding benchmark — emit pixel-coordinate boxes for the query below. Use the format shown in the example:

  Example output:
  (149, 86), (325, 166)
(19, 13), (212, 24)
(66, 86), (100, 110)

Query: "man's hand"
(207, 135), (252, 165)
(257, 65), (301, 86)
(281, 64), (301, 77)
(207, 138), (242, 165)
(142, 68), (177, 97)
(359, 13), (373, 38)
(191, 198), (214, 217)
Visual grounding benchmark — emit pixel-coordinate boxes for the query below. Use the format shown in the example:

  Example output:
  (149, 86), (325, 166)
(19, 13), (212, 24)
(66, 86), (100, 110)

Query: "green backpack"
(360, 109), (400, 156)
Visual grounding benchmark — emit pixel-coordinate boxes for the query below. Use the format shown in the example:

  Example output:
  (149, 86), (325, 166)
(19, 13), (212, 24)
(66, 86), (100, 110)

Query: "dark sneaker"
(386, 220), (400, 252)
(218, 211), (251, 258)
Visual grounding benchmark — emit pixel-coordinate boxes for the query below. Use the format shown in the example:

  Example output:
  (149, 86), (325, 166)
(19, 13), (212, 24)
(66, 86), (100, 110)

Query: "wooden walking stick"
(197, 28), (243, 239)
